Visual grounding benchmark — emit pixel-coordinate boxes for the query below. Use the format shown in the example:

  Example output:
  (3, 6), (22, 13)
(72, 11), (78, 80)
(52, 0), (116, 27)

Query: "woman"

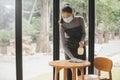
(59, 5), (86, 80)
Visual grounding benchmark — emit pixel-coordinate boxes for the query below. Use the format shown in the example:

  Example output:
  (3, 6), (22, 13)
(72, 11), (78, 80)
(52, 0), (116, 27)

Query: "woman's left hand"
(79, 42), (84, 47)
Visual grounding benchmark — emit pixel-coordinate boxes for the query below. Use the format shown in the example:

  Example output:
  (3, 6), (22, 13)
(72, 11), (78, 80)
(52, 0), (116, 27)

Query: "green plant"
(0, 29), (11, 43)
(22, 17), (41, 40)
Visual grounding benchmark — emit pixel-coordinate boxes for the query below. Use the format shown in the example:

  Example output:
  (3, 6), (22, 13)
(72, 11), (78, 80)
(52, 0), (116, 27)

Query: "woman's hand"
(71, 57), (78, 60)
(70, 56), (77, 59)
(79, 41), (84, 47)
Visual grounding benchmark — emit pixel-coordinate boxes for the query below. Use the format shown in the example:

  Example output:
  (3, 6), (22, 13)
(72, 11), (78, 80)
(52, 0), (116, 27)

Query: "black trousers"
(65, 46), (86, 80)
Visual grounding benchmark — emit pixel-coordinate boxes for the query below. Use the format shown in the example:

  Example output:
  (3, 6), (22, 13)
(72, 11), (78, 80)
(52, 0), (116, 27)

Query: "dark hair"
(60, 5), (73, 23)
(62, 5), (73, 13)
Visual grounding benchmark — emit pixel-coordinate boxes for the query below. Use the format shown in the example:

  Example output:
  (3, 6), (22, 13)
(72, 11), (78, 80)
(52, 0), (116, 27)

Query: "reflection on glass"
(22, 0), (53, 80)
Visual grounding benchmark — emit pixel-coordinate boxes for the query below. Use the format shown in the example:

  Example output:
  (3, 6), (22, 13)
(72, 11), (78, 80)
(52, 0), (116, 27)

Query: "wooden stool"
(49, 60), (91, 80)
(79, 57), (113, 80)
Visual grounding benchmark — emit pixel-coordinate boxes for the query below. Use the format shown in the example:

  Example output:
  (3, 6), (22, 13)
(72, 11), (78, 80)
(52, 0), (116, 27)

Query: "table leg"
(64, 68), (67, 80)
(55, 67), (62, 80)
(71, 68), (76, 80)
(79, 68), (84, 80)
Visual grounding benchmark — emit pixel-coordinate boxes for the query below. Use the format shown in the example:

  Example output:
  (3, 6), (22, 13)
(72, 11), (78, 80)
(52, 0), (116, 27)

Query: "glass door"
(59, 0), (89, 80)
(60, 0), (89, 62)
(95, 0), (120, 80)
(22, 0), (53, 80)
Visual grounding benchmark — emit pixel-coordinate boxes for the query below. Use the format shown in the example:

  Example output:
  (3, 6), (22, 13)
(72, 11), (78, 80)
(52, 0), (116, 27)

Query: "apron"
(64, 25), (86, 80)
(64, 26), (86, 60)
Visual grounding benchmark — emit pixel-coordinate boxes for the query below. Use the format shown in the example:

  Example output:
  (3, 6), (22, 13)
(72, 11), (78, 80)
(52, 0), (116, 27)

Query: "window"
(95, 0), (120, 79)
(22, 0), (53, 80)
(59, 0), (89, 79)
(0, 0), (16, 80)
(60, 0), (89, 61)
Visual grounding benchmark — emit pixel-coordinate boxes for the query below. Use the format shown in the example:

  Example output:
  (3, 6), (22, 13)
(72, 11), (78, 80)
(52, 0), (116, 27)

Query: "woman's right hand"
(71, 57), (78, 60)
(79, 41), (84, 48)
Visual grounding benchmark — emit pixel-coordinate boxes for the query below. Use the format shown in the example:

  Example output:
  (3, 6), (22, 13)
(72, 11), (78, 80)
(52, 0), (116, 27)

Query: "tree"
(22, 0), (53, 53)
(35, 0), (52, 53)
(96, 0), (120, 42)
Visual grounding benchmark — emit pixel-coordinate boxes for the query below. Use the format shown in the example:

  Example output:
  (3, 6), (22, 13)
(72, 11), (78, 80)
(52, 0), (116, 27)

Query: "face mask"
(63, 16), (73, 23)
(77, 47), (84, 55)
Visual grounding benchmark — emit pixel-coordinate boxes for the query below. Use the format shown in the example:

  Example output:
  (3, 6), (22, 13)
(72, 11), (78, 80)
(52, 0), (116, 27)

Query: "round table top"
(49, 60), (91, 68)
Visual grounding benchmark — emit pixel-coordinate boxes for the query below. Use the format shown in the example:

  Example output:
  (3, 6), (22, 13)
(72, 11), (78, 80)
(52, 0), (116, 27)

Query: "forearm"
(79, 17), (86, 43)
(80, 32), (86, 42)
(63, 46), (74, 58)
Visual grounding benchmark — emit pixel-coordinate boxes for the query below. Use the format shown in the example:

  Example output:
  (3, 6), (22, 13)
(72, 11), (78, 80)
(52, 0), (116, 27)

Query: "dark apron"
(64, 26), (86, 80)
(64, 26), (86, 59)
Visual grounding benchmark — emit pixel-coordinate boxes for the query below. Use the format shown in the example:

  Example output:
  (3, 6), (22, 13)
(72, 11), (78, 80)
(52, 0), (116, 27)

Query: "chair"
(79, 57), (113, 80)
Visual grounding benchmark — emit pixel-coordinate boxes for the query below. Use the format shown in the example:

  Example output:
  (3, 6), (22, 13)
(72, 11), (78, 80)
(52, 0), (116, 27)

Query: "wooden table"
(49, 60), (90, 80)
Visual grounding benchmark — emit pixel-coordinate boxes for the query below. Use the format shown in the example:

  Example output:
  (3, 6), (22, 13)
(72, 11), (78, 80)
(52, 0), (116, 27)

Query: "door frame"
(15, 0), (23, 80)
(53, 0), (60, 80)
(88, 0), (95, 74)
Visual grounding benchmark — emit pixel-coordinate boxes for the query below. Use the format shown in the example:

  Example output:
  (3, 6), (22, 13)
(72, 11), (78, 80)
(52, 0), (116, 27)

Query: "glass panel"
(0, 0), (16, 80)
(60, 0), (89, 60)
(95, 0), (120, 80)
(22, 0), (53, 80)
(60, 0), (89, 79)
